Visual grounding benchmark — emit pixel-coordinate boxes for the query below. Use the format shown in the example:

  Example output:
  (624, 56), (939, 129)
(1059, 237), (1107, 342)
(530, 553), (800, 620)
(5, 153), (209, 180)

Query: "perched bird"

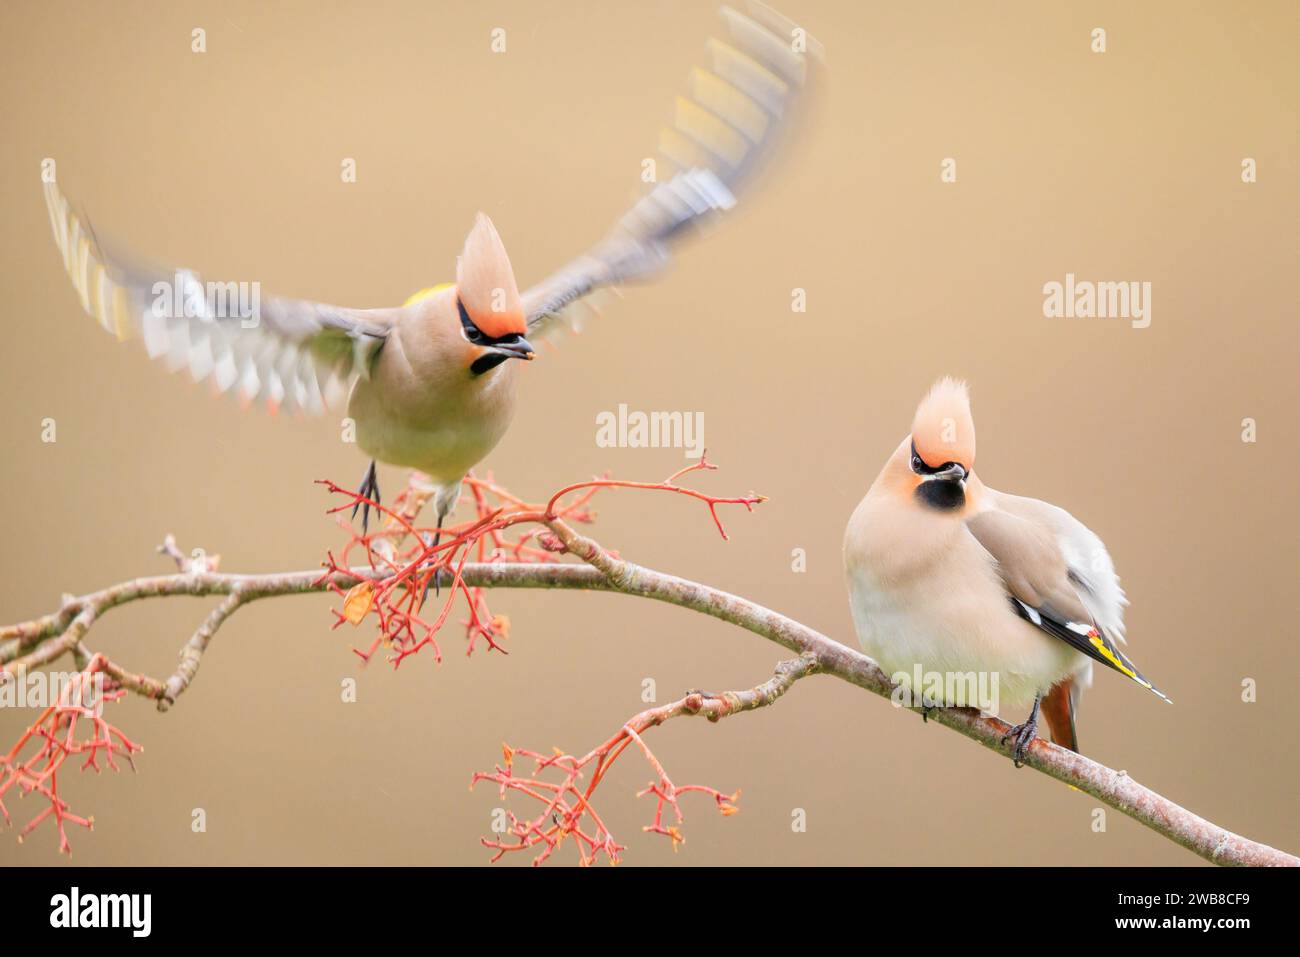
(842, 378), (1170, 766)
(41, 2), (822, 538)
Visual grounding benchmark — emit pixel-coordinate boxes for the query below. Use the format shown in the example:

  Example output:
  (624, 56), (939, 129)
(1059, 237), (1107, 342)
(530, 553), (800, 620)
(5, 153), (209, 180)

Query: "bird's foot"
(417, 523), (448, 604)
(420, 565), (448, 606)
(351, 460), (381, 535)
(1000, 695), (1042, 768)
(427, 517), (447, 598)
(918, 693), (942, 723)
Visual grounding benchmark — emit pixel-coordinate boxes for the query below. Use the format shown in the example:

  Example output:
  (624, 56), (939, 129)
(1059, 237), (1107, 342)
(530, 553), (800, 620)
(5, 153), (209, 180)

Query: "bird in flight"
(843, 378), (1170, 767)
(42, 2), (822, 541)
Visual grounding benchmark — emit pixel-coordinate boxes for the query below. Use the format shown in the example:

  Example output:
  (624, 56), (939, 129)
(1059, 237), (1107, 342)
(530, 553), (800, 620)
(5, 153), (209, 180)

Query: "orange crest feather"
(911, 377), (976, 470)
(455, 214), (525, 337)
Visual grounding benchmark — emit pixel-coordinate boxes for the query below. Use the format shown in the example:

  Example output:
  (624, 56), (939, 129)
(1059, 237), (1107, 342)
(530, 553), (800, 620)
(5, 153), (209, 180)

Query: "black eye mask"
(910, 439), (960, 476)
(459, 298), (525, 376)
(910, 439), (967, 510)
(458, 298), (486, 343)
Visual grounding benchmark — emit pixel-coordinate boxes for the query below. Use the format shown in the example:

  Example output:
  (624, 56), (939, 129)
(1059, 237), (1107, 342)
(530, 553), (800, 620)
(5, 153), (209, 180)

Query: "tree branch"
(1, 464), (1294, 867)
(3, 554), (1293, 866)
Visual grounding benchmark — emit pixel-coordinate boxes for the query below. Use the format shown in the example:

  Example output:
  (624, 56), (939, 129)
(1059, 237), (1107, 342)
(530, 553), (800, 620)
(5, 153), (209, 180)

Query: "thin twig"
(472, 656), (815, 864)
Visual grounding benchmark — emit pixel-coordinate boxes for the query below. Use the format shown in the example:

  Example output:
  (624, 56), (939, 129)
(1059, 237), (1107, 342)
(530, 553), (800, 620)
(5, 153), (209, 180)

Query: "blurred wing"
(43, 179), (397, 415)
(967, 508), (1171, 703)
(523, 1), (823, 340)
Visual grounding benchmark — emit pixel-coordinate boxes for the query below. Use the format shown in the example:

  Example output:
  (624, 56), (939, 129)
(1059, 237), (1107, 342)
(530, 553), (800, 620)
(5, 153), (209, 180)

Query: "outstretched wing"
(522, 1), (823, 340)
(967, 508), (1171, 703)
(43, 179), (397, 415)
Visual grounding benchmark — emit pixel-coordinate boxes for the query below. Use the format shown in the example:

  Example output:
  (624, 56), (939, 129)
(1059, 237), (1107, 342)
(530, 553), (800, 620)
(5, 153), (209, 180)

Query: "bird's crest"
(456, 214), (526, 337)
(911, 377), (975, 470)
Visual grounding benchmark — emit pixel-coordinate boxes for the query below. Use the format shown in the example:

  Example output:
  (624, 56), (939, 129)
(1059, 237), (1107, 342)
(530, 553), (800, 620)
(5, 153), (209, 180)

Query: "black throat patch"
(915, 480), (966, 511)
(470, 353), (509, 376)
(460, 297), (517, 376)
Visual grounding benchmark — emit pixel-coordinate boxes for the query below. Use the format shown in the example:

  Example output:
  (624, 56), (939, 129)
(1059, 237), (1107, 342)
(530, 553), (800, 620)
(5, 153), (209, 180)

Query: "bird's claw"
(421, 565), (448, 605)
(915, 692), (943, 722)
(427, 517), (446, 598)
(999, 695), (1043, 768)
(352, 461), (382, 535)
(1001, 718), (1037, 768)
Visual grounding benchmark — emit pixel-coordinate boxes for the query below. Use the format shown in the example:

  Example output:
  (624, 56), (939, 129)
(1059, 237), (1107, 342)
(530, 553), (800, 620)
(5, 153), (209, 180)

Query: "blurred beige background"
(1, 0), (1296, 866)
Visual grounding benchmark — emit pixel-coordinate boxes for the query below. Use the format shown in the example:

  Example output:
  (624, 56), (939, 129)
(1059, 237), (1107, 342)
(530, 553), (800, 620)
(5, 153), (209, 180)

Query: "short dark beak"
(488, 334), (536, 361)
(930, 462), (967, 483)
